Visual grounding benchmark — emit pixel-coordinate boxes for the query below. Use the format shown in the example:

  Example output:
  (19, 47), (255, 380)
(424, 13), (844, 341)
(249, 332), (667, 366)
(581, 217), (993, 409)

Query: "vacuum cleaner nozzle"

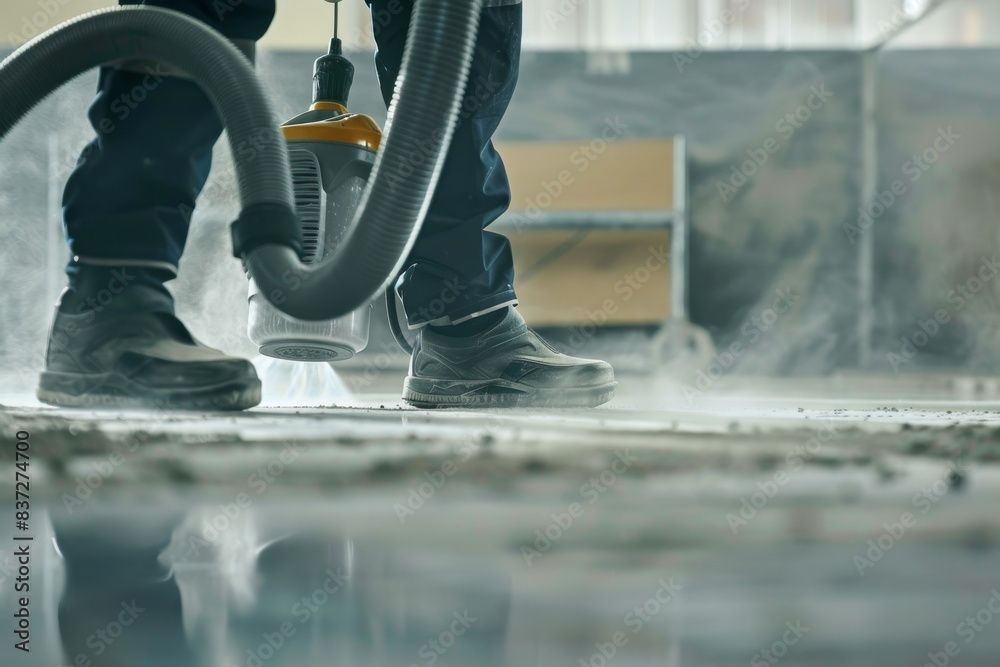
(314, 37), (354, 108)
(247, 41), (383, 363)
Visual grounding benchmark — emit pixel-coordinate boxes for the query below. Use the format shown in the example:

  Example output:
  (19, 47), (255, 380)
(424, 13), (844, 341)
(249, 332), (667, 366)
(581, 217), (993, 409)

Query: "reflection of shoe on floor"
(38, 284), (260, 411)
(403, 308), (616, 409)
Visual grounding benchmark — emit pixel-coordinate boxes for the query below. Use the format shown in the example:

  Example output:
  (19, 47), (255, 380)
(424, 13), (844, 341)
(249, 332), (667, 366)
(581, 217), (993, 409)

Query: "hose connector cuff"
(231, 203), (303, 259)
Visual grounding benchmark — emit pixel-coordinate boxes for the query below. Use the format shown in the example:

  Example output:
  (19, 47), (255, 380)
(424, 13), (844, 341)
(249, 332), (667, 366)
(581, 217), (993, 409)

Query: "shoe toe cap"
(507, 357), (615, 388)
(577, 359), (616, 386)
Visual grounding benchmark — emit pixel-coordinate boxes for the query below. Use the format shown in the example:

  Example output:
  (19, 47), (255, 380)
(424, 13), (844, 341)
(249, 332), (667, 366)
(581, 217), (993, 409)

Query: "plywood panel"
(498, 139), (675, 212)
(510, 229), (672, 327)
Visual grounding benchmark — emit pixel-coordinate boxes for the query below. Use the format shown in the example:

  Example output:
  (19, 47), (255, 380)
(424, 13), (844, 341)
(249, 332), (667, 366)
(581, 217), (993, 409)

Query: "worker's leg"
(369, 0), (615, 408)
(369, 0), (521, 328)
(61, 0), (276, 293)
(39, 0), (275, 410)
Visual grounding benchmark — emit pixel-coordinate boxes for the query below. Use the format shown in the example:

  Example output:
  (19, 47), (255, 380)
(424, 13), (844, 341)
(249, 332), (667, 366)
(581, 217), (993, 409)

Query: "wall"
(871, 49), (1000, 372)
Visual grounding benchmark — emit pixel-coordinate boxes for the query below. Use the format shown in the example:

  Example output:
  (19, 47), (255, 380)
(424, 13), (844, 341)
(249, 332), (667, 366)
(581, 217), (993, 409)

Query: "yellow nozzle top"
(282, 103), (382, 152)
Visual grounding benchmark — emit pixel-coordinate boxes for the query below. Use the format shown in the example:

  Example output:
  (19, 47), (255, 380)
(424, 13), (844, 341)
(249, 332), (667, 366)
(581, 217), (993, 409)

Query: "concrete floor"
(1, 373), (999, 665)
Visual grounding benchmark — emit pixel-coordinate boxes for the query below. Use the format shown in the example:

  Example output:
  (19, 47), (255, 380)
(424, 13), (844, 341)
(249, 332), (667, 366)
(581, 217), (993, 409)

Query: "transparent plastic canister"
(248, 142), (376, 362)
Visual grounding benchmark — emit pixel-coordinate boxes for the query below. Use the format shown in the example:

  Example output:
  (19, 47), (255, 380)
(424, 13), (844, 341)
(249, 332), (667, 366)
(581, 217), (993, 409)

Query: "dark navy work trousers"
(63, 0), (521, 326)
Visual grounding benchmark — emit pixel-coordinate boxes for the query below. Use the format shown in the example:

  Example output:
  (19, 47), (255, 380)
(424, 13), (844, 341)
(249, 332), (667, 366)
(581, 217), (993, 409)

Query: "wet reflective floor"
(5, 512), (1000, 667)
(5, 497), (1000, 667)
(1, 376), (1000, 666)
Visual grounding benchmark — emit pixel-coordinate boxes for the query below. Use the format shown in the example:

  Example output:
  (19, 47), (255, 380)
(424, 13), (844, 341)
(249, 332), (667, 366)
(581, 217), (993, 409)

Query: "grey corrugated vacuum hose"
(247, 0), (484, 320)
(0, 0), (485, 322)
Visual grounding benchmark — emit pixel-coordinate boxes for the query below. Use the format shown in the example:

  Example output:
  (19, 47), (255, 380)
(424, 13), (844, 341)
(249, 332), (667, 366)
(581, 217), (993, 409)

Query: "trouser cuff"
(404, 291), (519, 330)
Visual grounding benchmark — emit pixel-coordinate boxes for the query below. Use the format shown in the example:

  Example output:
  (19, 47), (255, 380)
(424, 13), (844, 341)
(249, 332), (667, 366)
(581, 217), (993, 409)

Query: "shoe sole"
(402, 377), (617, 409)
(37, 371), (261, 411)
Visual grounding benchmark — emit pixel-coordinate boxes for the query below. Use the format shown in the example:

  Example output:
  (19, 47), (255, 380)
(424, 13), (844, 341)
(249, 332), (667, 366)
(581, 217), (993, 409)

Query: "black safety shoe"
(403, 308), (616, 408)
(38, 286), (261, 411)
